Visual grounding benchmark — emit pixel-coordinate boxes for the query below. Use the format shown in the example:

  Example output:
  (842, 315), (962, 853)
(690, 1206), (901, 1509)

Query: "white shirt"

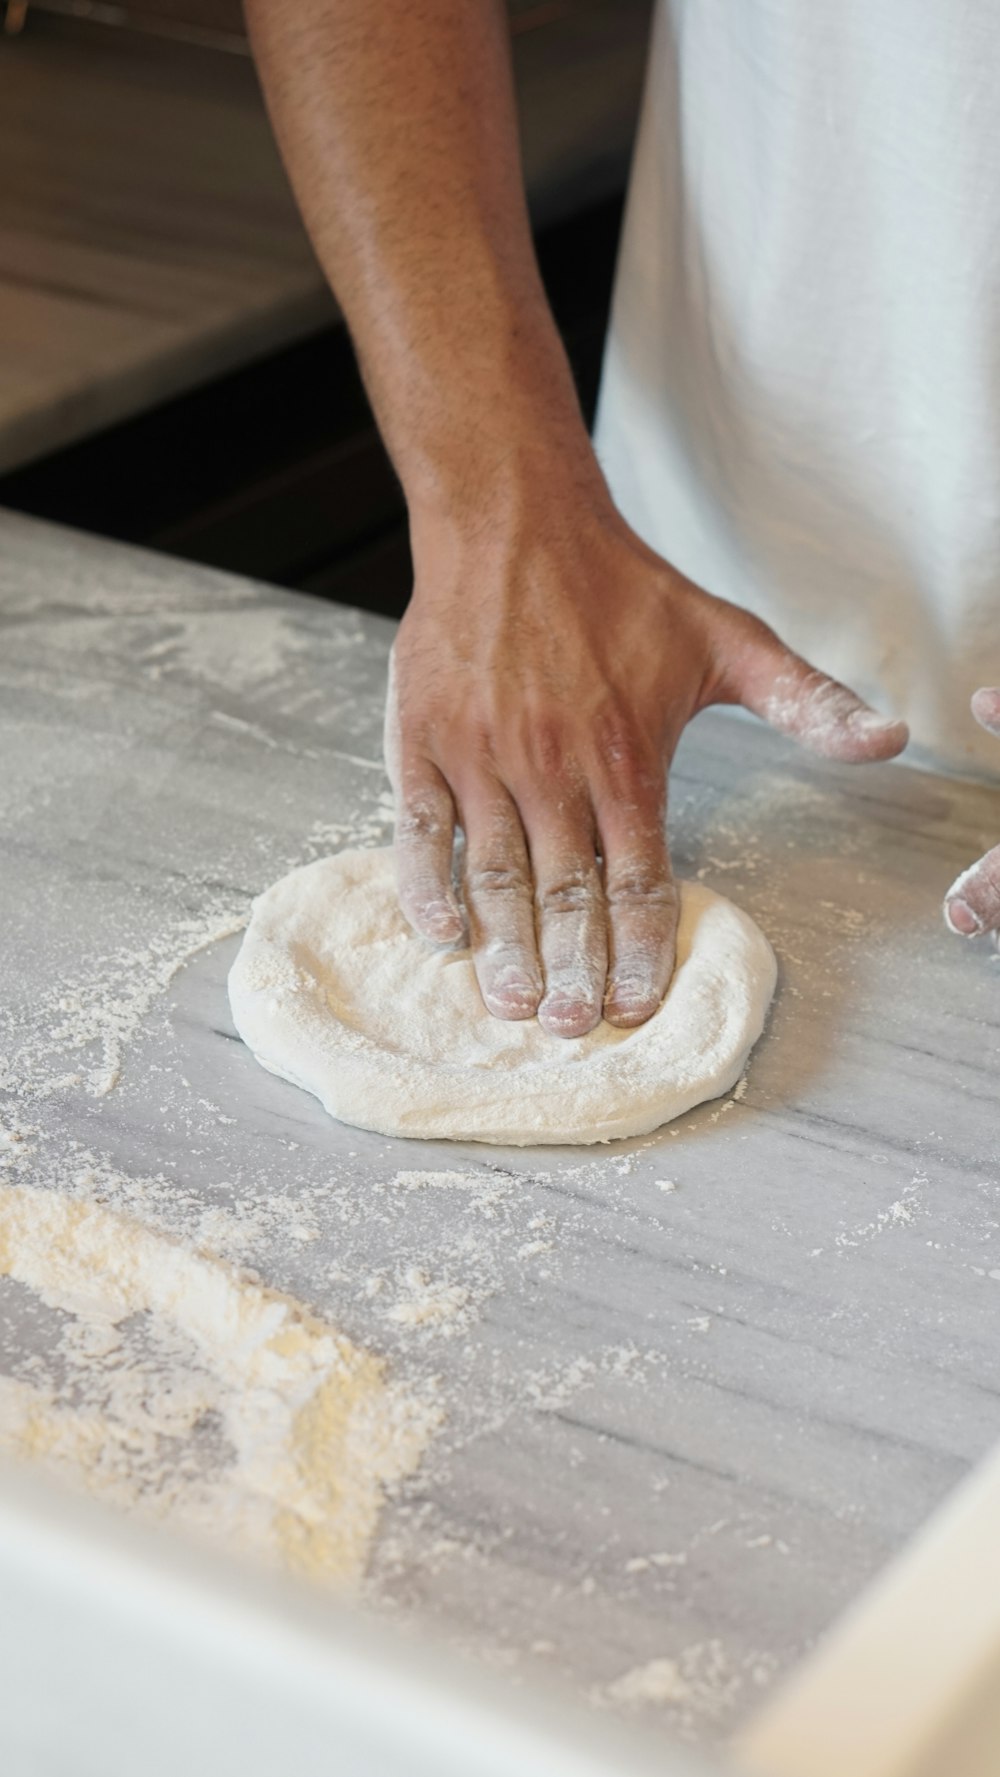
(594, 0), (1000, 778)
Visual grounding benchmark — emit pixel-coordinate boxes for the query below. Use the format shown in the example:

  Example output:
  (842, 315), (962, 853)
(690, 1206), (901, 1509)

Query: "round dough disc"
(228, 846), (776, 1147)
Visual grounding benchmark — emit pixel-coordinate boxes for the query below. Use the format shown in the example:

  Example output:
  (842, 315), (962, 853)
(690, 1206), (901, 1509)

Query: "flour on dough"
(228, 847), (777, 1146)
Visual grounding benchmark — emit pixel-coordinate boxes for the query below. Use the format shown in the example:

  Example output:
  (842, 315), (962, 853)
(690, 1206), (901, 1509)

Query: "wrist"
(403, 401), (609, 532)
(362, 281), (602, 520)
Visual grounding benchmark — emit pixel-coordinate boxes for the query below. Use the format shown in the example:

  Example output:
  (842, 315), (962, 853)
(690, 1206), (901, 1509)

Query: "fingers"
(386, 646), (464, 945)
(944, 843), (1000, 938)
(523, 800), (607, 1038)
(598, 800), (679, 1029)
(972, 686), (1000, 738)
(762, 666), (909, 762)
(460, 785), (544, 1021)
(393, 761), (465, 944)
(396, 767), (465, 952)
(727, 618), (909, 763)
(943, 691), (1000, 936)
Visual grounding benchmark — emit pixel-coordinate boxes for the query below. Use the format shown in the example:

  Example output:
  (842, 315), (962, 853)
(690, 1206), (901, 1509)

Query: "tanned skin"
(245, 0), (909, 1035)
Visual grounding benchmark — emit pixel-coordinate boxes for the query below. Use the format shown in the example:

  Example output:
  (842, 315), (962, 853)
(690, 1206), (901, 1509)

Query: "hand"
(385, 469), (909, 1038)
(944, 689), (1000, 939)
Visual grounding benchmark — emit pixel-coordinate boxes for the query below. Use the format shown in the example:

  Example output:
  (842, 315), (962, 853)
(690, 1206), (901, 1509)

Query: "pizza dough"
(228, 846), (777, 1146)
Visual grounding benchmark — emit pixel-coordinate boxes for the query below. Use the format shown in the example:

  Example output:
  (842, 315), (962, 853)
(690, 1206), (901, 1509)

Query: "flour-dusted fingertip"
(971, 687), (1000, 738)
(604, 992), (663, 1029)
(821, 707), (909, 764)
(538, 992), (602, 1039)
(943, 859), (990, 937)
(759, 669), (908, 763)
(412, 896), (465, 945)
(603, 968), (665, 1028)
(479, 955), (542, 1020)
(845, 707), (910, 755)
(944, 896), (983, 937)
(482, 986), (541, 1021)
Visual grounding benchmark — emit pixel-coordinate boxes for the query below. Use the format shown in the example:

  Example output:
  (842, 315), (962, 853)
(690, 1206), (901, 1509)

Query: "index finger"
(384, 643), (464, 945)
(393, 754), (464, 944)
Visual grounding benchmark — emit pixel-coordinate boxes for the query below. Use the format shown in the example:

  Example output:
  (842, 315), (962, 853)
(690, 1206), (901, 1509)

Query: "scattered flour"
(384, 1268), (473, 1333)
(4, 532), (819, 1738)
(0, 901), (248, 1099)
(305, 799), (393, 858)
(389, 1168), (490, 1193)
(624, 1551), (687, 1574)
(0, 1184), (438, 1588)
(604, 1656), (692, 1706)
(835, 1176), (927, 1249)
(598, 1641), (776, 1736)
(139, 607), (321, 694)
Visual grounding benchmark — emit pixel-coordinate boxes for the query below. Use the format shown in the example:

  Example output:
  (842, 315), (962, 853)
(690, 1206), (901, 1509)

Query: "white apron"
(594, 0), (1000, 777)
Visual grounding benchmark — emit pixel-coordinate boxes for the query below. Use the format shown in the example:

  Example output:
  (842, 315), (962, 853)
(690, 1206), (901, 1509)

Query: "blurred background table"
(0, 2), (652, 613)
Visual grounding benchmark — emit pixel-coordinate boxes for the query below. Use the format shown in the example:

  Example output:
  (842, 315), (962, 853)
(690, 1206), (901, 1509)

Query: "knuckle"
(595, 709), (637, 773)
(536, 869), (598, 917)
(607, 864), (677, 909)
(396, 800), (448, 846)
(525, 716), (567, 781)
(466, 863), (530, 898)
(456, 718), (496, 772)
(595, 719), (660, 805)
(480, 936), (531, 967)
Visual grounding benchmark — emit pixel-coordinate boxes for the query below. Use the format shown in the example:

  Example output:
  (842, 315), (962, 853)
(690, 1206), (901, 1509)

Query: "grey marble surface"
(2, 507), (1000, 1745)
(0, 4), (650, 473)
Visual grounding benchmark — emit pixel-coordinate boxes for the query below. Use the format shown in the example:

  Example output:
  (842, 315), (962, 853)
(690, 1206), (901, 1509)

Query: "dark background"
(0, 1), (651, 619)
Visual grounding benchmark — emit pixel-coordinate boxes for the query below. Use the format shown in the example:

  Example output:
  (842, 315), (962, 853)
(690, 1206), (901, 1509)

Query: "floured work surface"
(2, 508), (1000, 1745)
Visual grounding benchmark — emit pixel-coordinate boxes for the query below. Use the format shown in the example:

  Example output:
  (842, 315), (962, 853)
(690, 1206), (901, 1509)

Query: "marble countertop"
(0, 4), (650, 474)
(2, 507), (999, 1747)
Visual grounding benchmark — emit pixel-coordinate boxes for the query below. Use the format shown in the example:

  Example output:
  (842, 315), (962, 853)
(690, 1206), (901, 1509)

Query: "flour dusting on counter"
(598, 1642), (776, 1735)
(0, 902), (248, 1101)
(0, 1183), (438, 1587)
(6, 516), (1000, 1750)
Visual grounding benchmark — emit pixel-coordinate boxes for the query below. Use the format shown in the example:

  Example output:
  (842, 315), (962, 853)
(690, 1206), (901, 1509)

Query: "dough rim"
(228, 848), (777, 1147)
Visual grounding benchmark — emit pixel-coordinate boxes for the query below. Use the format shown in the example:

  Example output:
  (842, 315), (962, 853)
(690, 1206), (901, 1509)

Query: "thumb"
(724, 617), (909, 764)
(971, 686), (1000, 738)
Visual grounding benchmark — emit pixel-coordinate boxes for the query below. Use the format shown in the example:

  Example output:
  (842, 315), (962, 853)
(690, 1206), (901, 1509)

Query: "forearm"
(245, 0), (598, 516)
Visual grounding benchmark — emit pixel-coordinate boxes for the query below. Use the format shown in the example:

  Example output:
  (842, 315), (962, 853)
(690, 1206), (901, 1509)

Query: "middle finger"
(524, 795), (607, 1038)
(459, 779), (543, 1020)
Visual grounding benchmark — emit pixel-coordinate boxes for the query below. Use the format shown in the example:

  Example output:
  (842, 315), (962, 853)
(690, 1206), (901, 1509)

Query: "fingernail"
(486, 982), (540, 1018)
(945, 897), (983, 936)
(539, 994), (599, 1037)
(605, 995), (658, 1026)
(848, 707), (896, 730)
(846, 709), (909, 747)
(605, 987), (649, 1020)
